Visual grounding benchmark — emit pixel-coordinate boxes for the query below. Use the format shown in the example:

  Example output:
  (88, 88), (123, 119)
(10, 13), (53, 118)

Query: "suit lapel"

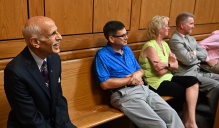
(47, 55), (59, 114)
(176, 32), (192, 51)
(24, 47), (51, 98)
(26, 63), (51, 98)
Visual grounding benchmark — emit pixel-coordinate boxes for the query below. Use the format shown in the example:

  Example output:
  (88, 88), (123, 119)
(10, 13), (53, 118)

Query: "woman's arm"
(143, 46), (169, 76)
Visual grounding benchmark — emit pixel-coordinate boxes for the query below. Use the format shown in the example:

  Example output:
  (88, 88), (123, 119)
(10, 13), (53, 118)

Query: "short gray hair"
(176, 12), (194, 28)
(22, 24), (41, 44)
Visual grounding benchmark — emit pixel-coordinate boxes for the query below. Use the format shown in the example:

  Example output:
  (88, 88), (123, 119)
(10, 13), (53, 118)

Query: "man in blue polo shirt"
(94, 20), (184, 128)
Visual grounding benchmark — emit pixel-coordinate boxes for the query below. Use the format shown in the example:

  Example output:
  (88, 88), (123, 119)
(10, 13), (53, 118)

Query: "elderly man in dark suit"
(4, 16), (76, 128)
(169, 12), (219, 123)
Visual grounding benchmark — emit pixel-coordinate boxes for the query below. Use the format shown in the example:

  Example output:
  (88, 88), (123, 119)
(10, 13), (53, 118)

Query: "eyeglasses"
(113, 32), (128, 38)
(163, 25), (170, 29)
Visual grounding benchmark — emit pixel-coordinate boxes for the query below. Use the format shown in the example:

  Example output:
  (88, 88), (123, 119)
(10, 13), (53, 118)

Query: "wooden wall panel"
(28, 0), (44, 17)
(130, 0), (141, 30)
(1, 23), (218, 63)
(45, 0), (93, 35)
(0, 40), (26, 59)
(0, 71), (9, 128)
(139, 0), (171, 29)
(212, 0), (219, 23)
(169, 0), (195, 26)
(93, 0), (132, 32)
(194, 0), (216, 24)
(0, 0), (28, 40)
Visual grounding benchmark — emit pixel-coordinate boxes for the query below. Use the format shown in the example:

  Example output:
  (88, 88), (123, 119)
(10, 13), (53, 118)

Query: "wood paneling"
(0, 0), (28, 40)
(60, 34), (106, 51)
(28, 0), (44, 17)
(139, 0), (171, 29)
(169, 0), (195, 26)
(93, 0), (132, 32)
(45, 0), (93, 34)
(192, 24), (219, 35)
(0, 40), (26, 59)
(0, 23), (218, 62)
(194, 0), (216, 24)
(130, 0), (141, 30)
(1, 1), (219, 127)
(0, 70), (9, 128)
(212, 0), (219, 23)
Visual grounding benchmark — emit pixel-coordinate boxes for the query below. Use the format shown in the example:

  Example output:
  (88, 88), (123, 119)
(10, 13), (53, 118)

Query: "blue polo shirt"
(95, 43), (141, 83)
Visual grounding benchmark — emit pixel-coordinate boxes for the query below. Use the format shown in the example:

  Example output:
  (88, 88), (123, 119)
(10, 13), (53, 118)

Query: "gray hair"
(22, 24), (41, 44)
(176, 12), (194, 28)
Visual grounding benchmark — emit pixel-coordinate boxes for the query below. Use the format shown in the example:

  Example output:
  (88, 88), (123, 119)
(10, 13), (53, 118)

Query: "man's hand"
(189, 50), (195, 55)
(168, 53), (178, 70)
(207, 59), (219, 67)
(126, 71), (144, 85)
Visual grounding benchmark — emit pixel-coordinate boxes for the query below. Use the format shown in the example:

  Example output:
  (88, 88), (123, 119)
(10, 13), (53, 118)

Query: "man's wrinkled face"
(38, 20), (62, 56)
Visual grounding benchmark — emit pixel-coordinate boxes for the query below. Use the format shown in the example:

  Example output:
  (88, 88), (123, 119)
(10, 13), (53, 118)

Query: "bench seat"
(70, 105), (124, 128)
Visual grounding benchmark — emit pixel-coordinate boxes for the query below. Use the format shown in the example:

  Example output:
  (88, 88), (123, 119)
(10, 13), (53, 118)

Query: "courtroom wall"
(0, 0), (219, 69)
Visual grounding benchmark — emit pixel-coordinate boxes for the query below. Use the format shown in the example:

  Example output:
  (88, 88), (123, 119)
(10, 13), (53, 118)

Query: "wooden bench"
(1, 34), (215, 127)
(0, 57), (128, 128)
(0, 54), (173, 128)
(61, 57), (127, 127)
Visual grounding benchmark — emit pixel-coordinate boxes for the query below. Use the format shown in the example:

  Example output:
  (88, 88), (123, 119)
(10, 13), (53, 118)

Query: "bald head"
(22, 16), (62, 59)
(22, 16), (55, 45)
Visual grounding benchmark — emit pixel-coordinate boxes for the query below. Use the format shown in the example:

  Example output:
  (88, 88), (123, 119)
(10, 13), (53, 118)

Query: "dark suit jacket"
(4, 47), (76, 128)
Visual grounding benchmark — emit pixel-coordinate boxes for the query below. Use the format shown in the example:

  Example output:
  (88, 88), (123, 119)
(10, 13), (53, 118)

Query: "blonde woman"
(138, 16), (199, 128)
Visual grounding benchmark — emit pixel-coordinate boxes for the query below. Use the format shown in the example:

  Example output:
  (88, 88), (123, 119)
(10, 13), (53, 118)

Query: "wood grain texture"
(45, 0), (93, 34)
(212, 0), (219, 23)
(1, 0), (219, 127)
(0, 32), (214, 70)
(169, 0), (195, 26)
(194, 0), (216, 24)
(130, 0), (141, 30)
(28, 0), (44, 17)
(139, 0), (171, 29)
(93, 0), (132, 32)
(0, 0), (28, 40)
(0, 58), (125, 128)
(0, 70), (9, 128)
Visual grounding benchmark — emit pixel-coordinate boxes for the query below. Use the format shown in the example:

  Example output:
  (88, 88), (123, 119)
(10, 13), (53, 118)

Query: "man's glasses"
(113, 32), (128, 38)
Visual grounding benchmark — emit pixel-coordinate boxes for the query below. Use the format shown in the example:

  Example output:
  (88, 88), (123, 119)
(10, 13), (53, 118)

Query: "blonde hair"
(147, 15), (169, 40)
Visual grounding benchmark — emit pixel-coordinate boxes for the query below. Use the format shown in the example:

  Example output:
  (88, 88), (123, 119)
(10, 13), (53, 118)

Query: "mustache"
(53, 41), (60, 46)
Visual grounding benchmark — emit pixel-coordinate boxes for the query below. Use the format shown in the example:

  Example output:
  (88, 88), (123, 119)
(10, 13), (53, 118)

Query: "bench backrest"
(61, 57), (110, 110)
(0, 34), (210, 127)
(0, 57), (111, 127)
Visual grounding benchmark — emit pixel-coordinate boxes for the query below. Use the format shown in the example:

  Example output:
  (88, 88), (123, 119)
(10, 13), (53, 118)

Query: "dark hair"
(103, 21), (125, 40)
(176, 12), (194, 28)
